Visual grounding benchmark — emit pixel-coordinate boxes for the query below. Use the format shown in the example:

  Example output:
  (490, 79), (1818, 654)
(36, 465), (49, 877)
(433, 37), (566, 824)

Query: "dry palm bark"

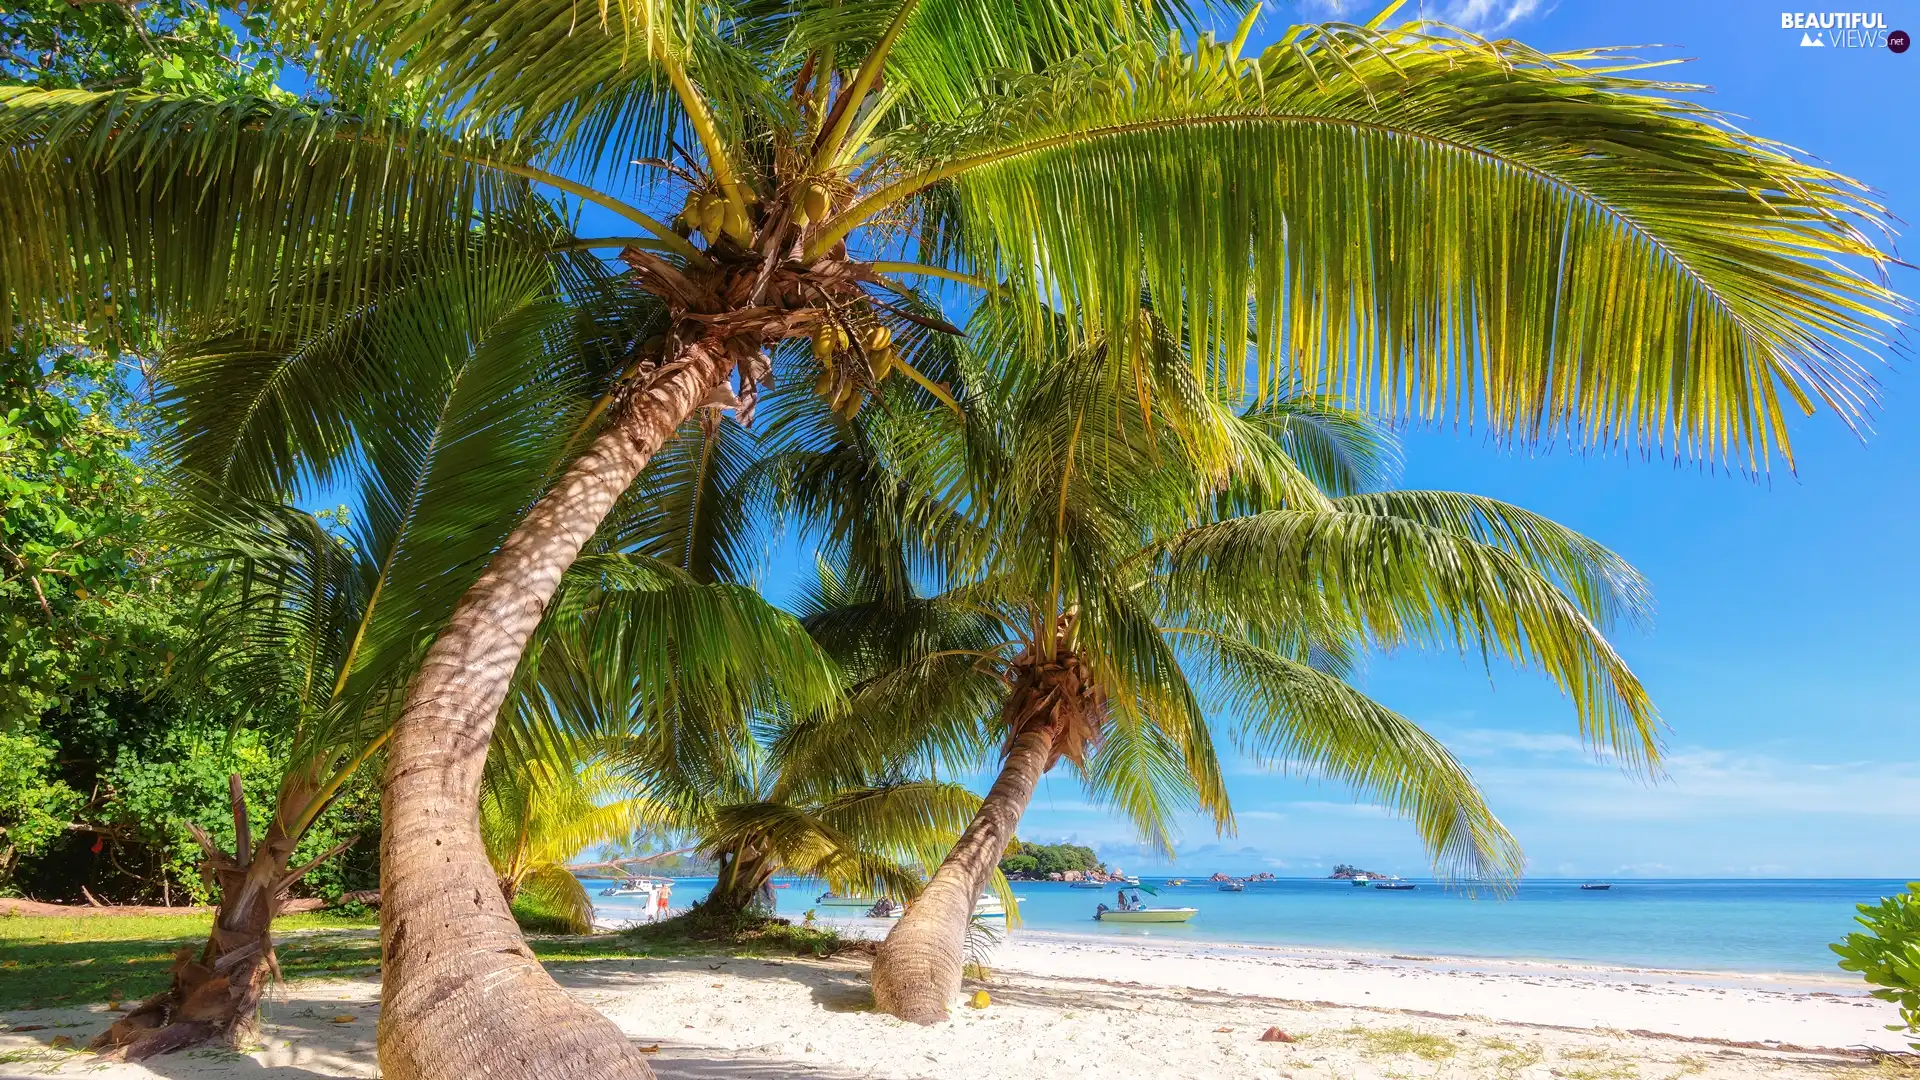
(871, 630), (1101, 1023)
(89, 773), (351, 1060)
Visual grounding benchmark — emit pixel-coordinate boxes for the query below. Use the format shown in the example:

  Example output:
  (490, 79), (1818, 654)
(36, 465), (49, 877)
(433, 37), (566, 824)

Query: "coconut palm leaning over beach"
(769, 313), (1664, 1021)
(1, 0), (1906, 1071)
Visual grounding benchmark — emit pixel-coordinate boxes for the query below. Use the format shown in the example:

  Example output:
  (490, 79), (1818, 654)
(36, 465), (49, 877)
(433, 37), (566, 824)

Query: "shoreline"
(4, 919), (1909, 1078)
(795, 914), (1868, 991)
(781, 916), (1902, 1050)
(984, 931), (1904, 1051)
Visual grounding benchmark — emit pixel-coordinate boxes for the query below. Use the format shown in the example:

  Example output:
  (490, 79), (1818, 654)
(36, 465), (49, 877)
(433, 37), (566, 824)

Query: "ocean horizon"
(586, 875), (1913, 976)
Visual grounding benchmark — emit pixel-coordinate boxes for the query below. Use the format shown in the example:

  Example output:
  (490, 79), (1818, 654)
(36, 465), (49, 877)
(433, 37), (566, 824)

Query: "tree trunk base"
(88, 773), (346, 1061)
(88, 934), (273, 1061)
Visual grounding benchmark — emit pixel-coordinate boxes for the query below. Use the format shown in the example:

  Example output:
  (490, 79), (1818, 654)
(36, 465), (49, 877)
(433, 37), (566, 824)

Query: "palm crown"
(1, 2), (1902, 465)
(767, 309), (1659, 1017)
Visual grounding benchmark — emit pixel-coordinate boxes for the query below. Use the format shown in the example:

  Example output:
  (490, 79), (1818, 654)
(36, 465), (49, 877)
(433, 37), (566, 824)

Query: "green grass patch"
(0, 910), (379, 1013)
(0, 906), (847, 1013)
(1490, 1041), (1544, 1078)
(1347, 1026), (1459, 1061)
(1554, 1064), (1638, 1080)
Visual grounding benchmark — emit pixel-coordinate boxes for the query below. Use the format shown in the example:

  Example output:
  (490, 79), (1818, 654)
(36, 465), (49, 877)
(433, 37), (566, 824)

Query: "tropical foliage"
(601, 698), (989, 923)
(481, 759), (656, 935)
(1833, 883), (1920, 1050)
(755, 308), (1675, 1018)
(0, 347), (377, 904)
(1, 0), (303, 94)
(999, 839), (1103, 878)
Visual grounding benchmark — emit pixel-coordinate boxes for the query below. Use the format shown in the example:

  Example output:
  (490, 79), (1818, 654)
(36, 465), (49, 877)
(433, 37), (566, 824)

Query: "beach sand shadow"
(5, 964), (882, 1080)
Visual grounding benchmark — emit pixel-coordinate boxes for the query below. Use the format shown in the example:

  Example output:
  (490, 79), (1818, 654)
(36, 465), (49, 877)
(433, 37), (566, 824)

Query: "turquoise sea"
(588, 876), (1912, 975)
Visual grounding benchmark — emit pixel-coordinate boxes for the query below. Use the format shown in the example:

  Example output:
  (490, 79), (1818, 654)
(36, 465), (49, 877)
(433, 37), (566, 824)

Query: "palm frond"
(0, 87), (535, 337)
(1185, 632), (1524, 887)
(842, 24), (1906, 467)
(1161, 506), (1661, 772)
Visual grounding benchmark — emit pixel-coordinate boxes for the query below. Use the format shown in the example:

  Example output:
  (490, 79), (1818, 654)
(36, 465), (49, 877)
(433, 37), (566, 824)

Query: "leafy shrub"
(622, 908), (847, 957)
(0, 730), (83, 890)
(1833, 883), (1920, 1050)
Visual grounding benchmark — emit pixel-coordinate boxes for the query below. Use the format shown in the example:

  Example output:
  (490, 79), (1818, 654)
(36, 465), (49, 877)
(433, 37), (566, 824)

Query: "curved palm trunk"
(702, 846), (775, 922)
(90, 771), (343, 1060)
(870, 674), (1070, 1023)
(376, 342), (733, 1080)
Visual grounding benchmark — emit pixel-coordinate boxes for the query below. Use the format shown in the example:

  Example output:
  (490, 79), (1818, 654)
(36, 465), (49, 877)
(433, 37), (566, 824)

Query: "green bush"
(1833, 883), (1920, 1050)
(512, 890), (586, 936)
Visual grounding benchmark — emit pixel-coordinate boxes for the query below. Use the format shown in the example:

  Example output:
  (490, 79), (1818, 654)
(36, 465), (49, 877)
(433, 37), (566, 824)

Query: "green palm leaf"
(1185, 631), (1524, 886)
(839, 23), (1905, 466)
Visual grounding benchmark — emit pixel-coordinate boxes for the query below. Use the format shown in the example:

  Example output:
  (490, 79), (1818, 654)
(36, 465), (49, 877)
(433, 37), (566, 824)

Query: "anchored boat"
(1097, 905), (1198, 923)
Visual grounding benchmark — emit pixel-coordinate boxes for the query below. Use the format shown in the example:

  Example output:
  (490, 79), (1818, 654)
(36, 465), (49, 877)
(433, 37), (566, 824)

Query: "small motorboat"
(1096, 905), (1198, 923)
(600, 875), (662, 897)
(1350, 876), (1371, 886)
(815, 892), (882, 907)
(1124, 876), (1141, 886)
(1373, 881), (1417, 891)
(596, 877), (675, 923)
(1580, 882), (1613, 891)
(1217, 880), (1245, 892)
(1166, 878), (1188, 887)
(973, 893), (1008, 919)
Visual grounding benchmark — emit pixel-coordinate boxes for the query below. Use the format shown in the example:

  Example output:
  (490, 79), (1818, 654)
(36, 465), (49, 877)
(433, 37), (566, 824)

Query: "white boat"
(596, 877), (674, 922)
(1097, 906), (1198, 923)
(1217, 880), (1245, 892)
(1124, 876), (1141, 886)
(973, 893), (1007, 919)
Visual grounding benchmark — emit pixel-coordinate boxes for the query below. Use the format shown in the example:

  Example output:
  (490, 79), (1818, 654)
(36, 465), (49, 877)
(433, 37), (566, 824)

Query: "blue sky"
(989, 0), (1920, 879)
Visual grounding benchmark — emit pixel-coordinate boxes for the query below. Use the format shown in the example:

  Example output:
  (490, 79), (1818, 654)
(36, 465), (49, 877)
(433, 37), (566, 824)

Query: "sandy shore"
(2, 931), (1908, 1079)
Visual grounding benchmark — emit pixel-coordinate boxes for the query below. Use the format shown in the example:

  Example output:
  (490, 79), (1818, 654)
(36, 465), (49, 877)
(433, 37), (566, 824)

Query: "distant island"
(999, 839), (1130, 882)
(1328, 864), (1388, 880)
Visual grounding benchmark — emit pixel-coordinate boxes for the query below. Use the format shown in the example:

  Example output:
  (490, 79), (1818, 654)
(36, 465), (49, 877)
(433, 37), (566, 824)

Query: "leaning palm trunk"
(702, 846), (776, 922)
(376, 343), (732, 1080)
(871, 652), (1094, 1022)
(90, 771), (344, 1059)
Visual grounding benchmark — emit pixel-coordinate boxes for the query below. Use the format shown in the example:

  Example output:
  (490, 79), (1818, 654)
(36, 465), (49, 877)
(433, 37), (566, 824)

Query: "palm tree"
(764, 318), (1662, 1021)
(5, 2), (1904, 1072)
(91, 485), (830, 1056)
(481, 758), (658, 935)
(610, 716), (988, 926)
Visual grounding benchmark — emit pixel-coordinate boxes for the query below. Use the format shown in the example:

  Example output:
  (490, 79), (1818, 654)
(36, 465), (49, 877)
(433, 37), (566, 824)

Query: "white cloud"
(1470, 747), (1920, 820)
(1447, 728), (1598, 758)
(1286, 800), (1395, 818)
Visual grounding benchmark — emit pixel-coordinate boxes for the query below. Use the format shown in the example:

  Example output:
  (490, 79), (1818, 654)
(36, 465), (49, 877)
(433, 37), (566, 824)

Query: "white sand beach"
(1, 932), (1907, 1079)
